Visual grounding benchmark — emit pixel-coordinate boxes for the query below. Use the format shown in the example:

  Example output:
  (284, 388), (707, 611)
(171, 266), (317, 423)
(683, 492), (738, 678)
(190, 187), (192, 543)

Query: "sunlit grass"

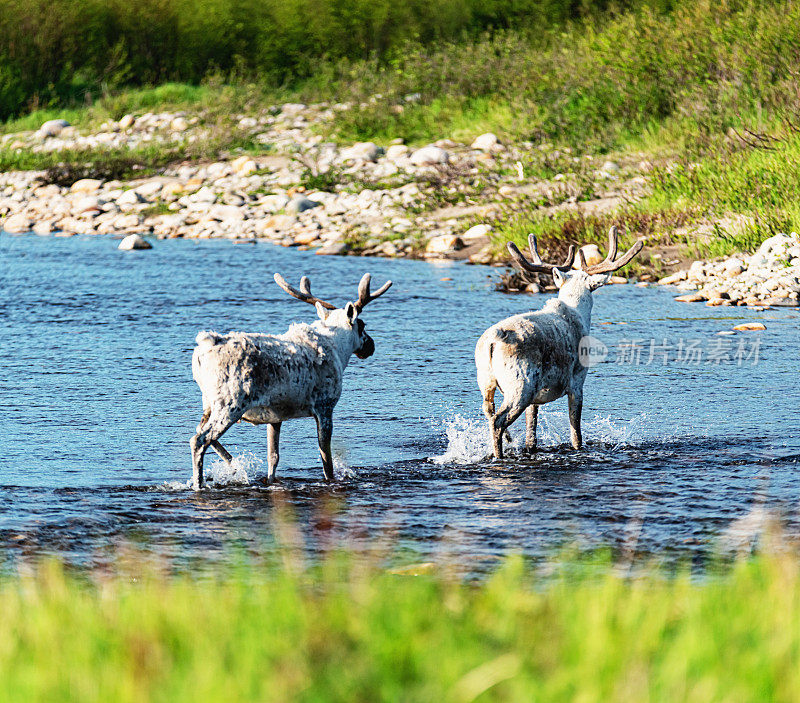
(1, 545), (799, 703)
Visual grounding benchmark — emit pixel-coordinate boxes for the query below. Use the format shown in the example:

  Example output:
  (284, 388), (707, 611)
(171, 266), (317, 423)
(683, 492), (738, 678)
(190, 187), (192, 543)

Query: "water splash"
(208, 451), (265, 486)
(333, 454), (357, 480)
(431, 414), (494, 464)
(432, 410), (655, 464)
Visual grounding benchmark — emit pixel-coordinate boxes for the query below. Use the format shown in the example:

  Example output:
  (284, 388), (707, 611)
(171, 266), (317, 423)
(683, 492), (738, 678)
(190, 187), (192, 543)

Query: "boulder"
(190, 187), (217, 204)
(461, 223), (492, 241)
(118, 114), (135, 130)
(2, 214), (31, 233)
(114, 214), (141, 229)
(471, 133), (500, 151)
(118, 234), (152, 250)
(426, 233), (463, 254)
(32, 221), (55, 236)
(73, 196), (102, 214)
(409, 145), (449, 166)
(231, 156), (257, 175)
(70, 179), (104, 194)
(170, 116), (189, 132)
(725, 257), (745, 276)
(135, 181), (165, 198)
(657, 270), (688, 285)
(385, 144), (410, 162)
(316, 242), (349, 256)
(575, 244), (603, 268)
(287, 196), (321, 214)
(38, 119), (70, 138)
(733, 322), (766, 331)
(341, 142), (380, 162)
(208, 204), (245, 222)
(117, 190), (146, 206)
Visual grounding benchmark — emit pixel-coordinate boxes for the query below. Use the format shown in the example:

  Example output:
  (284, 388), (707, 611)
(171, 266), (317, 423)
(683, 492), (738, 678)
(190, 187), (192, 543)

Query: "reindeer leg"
(525, 405), (538, 453)
(190, 409), (240, 490)
(492, 398), (527, 461)
(314, 413), (334, 481)
(267, 422), (281, 483)
(211, 440), (233, 464)
(568, 392), (583, 450)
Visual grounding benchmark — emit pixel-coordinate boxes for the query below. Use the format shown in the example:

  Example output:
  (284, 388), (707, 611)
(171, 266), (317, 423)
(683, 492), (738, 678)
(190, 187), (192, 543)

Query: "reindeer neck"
(310, 320), (358, 367)
(555, 287), (594, 331)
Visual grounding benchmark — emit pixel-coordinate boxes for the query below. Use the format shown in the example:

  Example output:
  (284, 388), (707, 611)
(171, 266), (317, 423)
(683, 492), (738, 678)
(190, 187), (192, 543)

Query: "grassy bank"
(5, 1), (800, 262)
(3, 0), (800, 148)
(2, 550), (800, 702)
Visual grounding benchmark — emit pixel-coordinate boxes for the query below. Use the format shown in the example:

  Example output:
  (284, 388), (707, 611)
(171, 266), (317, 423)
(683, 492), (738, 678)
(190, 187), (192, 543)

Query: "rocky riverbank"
(0, 103), (649, 265)
(658, 232), (800, 308)
(3, 103), (798, 307)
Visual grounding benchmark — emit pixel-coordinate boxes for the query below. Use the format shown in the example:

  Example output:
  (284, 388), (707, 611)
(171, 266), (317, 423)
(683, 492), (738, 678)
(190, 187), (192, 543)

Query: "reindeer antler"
(507, 234), (576, 275)
(353, 273), (392, 312)
(578, 226), (643, 274)
(274, 273), (338, 310)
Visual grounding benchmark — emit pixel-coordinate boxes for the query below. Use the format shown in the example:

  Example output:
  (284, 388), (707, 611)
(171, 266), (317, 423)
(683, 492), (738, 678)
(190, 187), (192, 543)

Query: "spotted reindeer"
(190, 272), (391, 489)
(476, 227), (643, 458)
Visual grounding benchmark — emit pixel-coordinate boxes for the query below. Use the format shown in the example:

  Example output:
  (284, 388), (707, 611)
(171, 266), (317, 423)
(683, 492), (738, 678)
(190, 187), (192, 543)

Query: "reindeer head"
(507, 227), (643, 299)
(274, 272), (392, 359)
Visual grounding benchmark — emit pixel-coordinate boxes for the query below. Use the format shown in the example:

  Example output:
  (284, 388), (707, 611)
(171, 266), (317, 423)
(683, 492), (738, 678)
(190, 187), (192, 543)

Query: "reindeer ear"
(315, 301), (329, 323)
(344, 302), (358, 323)
(552, 268), (566, 288)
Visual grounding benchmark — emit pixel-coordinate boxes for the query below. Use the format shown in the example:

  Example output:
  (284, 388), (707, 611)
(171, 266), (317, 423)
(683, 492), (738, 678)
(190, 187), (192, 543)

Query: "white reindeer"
(476, 227), (642, 458)
(190, 272), (391, 489)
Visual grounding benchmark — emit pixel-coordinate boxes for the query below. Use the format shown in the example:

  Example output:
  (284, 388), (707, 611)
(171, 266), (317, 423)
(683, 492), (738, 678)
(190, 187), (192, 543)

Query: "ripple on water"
(1, 234), (799, 570)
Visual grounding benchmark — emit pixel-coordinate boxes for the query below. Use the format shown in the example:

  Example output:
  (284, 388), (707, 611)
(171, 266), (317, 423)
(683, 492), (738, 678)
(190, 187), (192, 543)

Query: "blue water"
(1, 233), (799, 570)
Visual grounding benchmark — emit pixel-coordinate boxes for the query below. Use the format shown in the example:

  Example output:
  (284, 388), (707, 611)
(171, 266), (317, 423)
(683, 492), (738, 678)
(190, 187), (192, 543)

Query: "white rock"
(114, 214), (141, 229)
(190, 187), (217, 203)
(461, 224), (492, 240)
(118, 234), (152, 250)
(574, 244), (603, 268)
(341, 142), (380, 162)
(385, 144), (409, 161)
(231, 156), (257, 175)
(471, 133), (500, 151)
(170, 117), (189, 132)
(601, 160), (620, 173)
(209, 204), (245, 221)
(135, 181), (164, 198)
(32, 221), (55, 236)
(70, 179), (104, 194)
(287, 196), (321, 214)
(117, 190), (145, 206)
(118, 114), (135, 130)
(2, 214), (31, 233)
(409, 145), (449, 166)
(258, 194), (290, 212)
(758, 233), (791, 257)
(426, 233), (463, 254)
(38, 119), (70, 138)
(688, 260), (706, 282)
(657, 270), (688, 285)
(73, 196), (101, 214)
(725, 257), (745, 276)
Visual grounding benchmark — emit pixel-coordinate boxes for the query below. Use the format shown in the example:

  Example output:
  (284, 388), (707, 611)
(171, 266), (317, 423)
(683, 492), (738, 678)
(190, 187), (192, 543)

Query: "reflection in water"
(1, 234), (799, 571)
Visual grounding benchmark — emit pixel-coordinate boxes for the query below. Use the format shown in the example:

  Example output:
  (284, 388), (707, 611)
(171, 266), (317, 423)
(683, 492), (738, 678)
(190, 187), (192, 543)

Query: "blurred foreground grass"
(2, 546), (799, 702)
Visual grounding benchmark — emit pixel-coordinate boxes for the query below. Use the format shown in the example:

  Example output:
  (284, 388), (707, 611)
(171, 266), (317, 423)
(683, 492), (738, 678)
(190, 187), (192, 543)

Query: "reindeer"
(476, 227), (643, 459)
(189, 273), (391, 489)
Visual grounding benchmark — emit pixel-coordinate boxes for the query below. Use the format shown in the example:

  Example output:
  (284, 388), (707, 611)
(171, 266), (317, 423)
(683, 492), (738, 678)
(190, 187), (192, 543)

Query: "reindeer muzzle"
(355, 334), (375, 359)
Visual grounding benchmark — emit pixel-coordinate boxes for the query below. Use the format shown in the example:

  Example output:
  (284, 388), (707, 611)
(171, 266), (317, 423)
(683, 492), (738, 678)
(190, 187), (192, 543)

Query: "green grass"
(2, 549), (800, 702)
